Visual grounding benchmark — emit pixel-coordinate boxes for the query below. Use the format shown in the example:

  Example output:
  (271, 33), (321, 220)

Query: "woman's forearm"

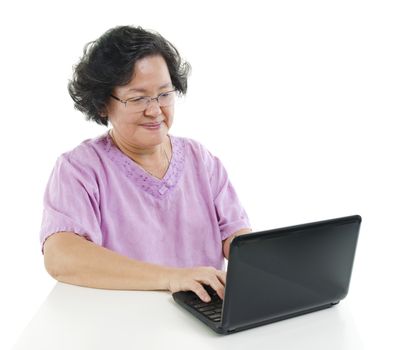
(43, 232), (171, 291)
(222, 228), (252, 259)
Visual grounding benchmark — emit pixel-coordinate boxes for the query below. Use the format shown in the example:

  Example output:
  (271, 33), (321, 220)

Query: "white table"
(14, 282), (364, 350)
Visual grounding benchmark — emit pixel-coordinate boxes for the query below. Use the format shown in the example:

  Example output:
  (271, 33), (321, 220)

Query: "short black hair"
(68, 25), (191, 126)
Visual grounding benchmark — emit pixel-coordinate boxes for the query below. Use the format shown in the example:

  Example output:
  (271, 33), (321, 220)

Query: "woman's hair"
(68, 26), (191, 126)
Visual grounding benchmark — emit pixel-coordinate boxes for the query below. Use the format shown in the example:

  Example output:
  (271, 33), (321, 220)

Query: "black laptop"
(172, 215), (361, 334)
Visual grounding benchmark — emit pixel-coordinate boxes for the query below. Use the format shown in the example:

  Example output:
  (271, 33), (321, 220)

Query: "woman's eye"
(130, 97), (147, 103)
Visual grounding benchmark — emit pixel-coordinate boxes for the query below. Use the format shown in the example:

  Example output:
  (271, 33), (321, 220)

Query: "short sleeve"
(209, 154), (251, 241)
(39, 154), (103, 252)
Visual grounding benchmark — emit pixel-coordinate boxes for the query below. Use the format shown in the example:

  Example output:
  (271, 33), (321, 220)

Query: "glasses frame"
(110, 89), (177, 112)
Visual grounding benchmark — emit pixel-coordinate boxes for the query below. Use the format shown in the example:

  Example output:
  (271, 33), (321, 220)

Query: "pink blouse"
(40, 132), (250, 270)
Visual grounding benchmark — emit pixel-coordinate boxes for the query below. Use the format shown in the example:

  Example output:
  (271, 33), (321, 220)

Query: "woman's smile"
(140, 121), (163, 130)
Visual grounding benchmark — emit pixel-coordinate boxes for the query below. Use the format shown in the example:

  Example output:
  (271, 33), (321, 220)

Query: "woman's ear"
(99, 107), (109, 118)
(100, 102), (111, 122)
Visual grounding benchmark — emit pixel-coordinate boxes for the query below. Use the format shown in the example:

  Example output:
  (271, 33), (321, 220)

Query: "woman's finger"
(190, 281), (211, 302)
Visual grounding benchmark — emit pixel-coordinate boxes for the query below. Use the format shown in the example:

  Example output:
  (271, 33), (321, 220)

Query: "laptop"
(172, 215), (361, 334)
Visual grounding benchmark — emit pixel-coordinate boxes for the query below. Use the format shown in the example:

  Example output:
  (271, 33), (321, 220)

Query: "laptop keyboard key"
(199, 305), (216, 312)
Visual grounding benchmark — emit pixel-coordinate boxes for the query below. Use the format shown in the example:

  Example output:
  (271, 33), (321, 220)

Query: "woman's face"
(106, 55), (175, 149)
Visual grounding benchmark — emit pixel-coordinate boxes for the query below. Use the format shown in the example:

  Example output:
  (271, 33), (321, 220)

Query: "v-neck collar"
(101, 132), (186, 199)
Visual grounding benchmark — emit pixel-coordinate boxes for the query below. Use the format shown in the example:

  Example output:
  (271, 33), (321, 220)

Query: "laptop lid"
(221, 215), (361, 332)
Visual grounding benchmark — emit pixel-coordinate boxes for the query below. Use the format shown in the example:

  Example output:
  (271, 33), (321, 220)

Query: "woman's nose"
(144, 99), (162, 118)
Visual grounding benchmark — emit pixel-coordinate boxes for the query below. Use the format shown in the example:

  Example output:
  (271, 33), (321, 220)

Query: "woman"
(41, 26), (251, 303)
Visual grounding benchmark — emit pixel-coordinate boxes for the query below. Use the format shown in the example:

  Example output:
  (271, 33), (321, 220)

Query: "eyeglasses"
(110, 90), (176, 112)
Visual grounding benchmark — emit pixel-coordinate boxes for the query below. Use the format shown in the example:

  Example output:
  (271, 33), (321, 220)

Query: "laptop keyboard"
(185, 286), (223, 323)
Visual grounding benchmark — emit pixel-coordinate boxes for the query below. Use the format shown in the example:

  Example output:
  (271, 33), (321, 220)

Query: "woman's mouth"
(140, 122), (162, 130)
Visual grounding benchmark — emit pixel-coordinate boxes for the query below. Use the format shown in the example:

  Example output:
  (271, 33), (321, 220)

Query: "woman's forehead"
(121, 55), (172, 94)
(127, 82), (173, 94)
(134, 55), (168, 74)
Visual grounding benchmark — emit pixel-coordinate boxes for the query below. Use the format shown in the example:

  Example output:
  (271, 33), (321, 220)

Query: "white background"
(1, 0), (403, 348)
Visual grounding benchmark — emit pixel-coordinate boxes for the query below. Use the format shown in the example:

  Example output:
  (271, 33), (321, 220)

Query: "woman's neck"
(109, 130), (171, 178)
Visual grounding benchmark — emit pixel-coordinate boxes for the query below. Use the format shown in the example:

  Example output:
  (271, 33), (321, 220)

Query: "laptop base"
(173, 291), (338, 335)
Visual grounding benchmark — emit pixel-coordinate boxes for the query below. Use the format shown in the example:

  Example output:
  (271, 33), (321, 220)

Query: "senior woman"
(41, 25), (251, 303)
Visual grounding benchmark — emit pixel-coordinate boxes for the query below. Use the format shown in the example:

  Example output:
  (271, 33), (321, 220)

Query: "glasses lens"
(158, 91), (176, 107)
(127, 97), (149, 112)
(126, 91), (176, 112)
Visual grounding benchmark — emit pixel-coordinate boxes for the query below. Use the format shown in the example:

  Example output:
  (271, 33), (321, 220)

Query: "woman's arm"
(222, 228), (252, 260)
(44, 232), (226, 302)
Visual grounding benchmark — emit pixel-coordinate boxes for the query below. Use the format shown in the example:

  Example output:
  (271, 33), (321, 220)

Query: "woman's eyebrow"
(127, 83), (173, 93)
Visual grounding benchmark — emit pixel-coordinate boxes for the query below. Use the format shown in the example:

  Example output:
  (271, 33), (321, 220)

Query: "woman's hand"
(167, 266), (226, 302)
